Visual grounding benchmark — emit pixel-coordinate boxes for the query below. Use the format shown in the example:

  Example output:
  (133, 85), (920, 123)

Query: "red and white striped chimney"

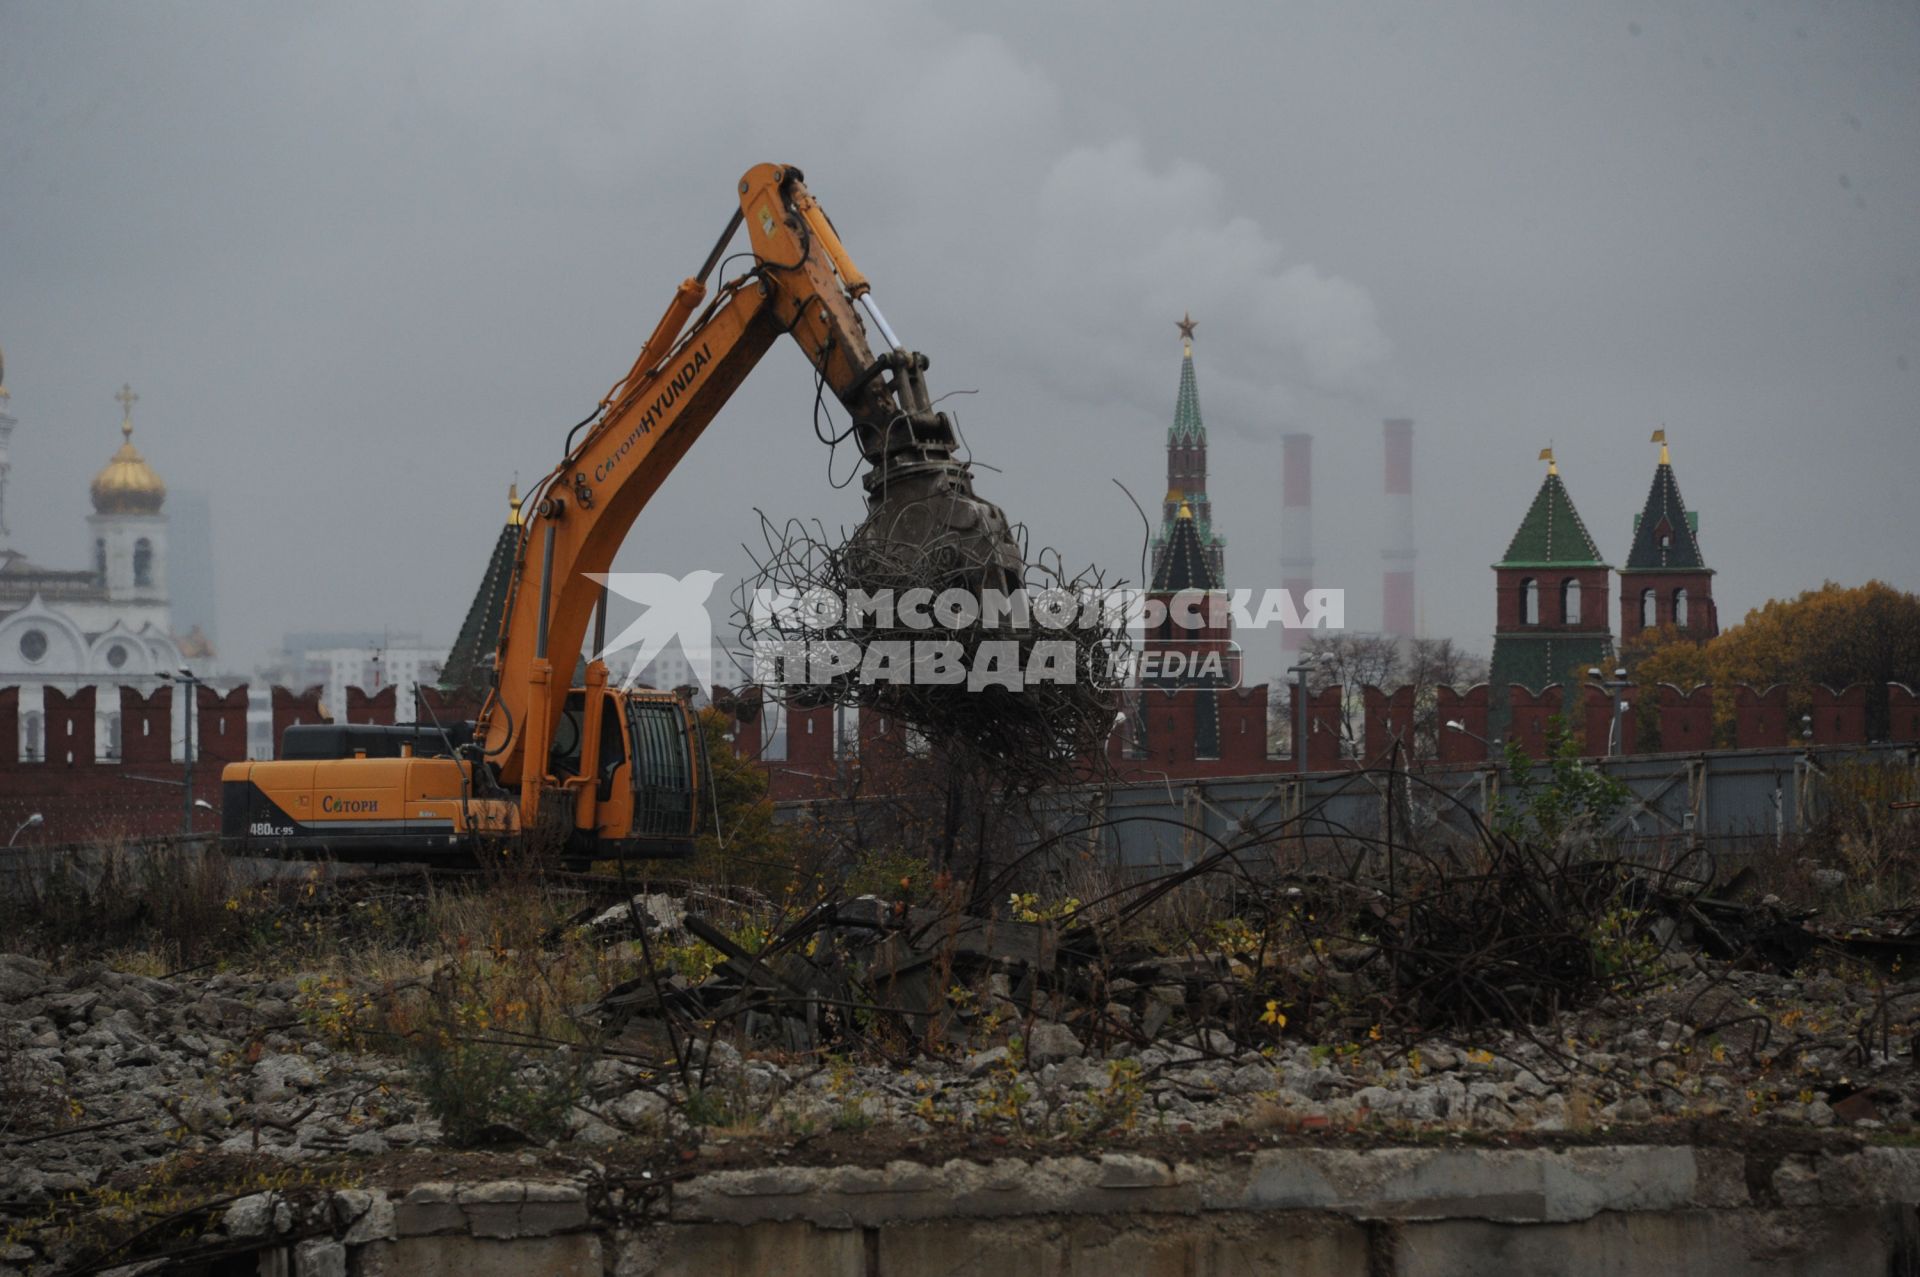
(1280, 432), (1314, 653)
(1382, 418), (1416, 638)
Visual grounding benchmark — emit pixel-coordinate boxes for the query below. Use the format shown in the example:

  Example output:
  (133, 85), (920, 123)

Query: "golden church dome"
(91, 390), (166, 515)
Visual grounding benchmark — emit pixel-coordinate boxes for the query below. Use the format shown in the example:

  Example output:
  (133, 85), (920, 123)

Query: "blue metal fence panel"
(782, 744), (1918, 872)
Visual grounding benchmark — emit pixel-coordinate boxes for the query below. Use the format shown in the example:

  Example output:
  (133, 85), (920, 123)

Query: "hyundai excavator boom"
(221, 163), (1021, 863)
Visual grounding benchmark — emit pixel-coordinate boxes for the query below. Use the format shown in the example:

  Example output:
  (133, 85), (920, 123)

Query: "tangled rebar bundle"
(732, 512), (1128, 789)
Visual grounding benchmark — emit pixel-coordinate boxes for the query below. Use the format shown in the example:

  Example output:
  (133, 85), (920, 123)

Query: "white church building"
(0, 364), (191, 762)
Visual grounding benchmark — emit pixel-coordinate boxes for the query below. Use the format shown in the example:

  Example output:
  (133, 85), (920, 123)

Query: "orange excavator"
(221, 163), (1021, 862)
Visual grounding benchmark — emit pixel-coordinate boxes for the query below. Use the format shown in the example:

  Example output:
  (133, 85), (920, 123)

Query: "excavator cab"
(543, 686), (699, 862)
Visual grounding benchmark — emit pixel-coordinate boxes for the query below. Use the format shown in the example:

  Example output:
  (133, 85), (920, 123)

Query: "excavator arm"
(480, 163), (1019, 829)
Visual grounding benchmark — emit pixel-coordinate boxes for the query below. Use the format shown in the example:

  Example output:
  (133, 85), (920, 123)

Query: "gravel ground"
(5, 940), (1917, 1214)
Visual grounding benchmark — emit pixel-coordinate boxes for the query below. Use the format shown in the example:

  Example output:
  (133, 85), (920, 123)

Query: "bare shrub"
(2, 841), (244, 967)
(1822, 759), (1920, 912)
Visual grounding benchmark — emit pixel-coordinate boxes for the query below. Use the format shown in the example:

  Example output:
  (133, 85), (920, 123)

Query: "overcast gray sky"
(3, 1), (1915, 684)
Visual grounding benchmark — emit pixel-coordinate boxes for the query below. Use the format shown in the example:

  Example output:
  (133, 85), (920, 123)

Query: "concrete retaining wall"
(211, 1142), (1920, 1276)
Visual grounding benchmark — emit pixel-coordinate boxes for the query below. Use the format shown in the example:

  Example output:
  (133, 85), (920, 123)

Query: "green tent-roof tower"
(1152, 314), (1226, 586)
(1487, 450), (1614, 733)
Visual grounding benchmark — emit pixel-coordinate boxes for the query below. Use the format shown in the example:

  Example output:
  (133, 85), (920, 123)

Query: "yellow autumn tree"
(1621, 623), (1716, 748)
(1627, 581), (1920, 745)
(1710, 581), (1920, 739)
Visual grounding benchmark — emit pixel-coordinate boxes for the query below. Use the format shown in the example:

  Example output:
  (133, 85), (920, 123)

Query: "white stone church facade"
(0, 365), (189, 762)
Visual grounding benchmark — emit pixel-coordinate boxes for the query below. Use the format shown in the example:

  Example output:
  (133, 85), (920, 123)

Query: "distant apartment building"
(247, 631), (444, 757)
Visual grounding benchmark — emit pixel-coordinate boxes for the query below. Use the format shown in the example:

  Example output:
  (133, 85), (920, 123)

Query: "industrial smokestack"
(1280, 432), (1314, 653)
(1382, 418), (1415, 639)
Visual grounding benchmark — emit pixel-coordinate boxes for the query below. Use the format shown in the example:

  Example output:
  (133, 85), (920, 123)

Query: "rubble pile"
(8, 850), (1920, 1273)
(576, 875), (1920, 1139)
(0, 957), (429, 1200)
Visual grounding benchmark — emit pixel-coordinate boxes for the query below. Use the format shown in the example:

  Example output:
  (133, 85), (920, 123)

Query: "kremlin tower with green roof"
(1487, 449), (1614, 728)
(1152, 314), (1226, 586)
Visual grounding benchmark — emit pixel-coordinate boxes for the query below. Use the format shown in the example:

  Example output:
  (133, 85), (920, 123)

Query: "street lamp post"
(1443, 719), (1490, 748)
(1586, 666), (1632, 757)
(159, 668), (204, 834)
(1286, 654), (1329, 777)
(8, 813), (43, 847)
